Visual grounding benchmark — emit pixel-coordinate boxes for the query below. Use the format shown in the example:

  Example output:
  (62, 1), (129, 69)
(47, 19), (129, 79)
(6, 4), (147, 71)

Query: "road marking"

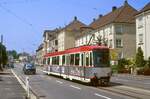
(56, 80), (63, 84)
(94, 93), (111, 99)
(70, 85), (81, 90)
(116, 86), (150, 93)
(11, 69), (26, 90)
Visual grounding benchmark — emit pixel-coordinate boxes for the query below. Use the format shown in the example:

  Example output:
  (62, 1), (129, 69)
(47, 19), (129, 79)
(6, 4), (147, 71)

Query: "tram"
(43, 45), (111, 86)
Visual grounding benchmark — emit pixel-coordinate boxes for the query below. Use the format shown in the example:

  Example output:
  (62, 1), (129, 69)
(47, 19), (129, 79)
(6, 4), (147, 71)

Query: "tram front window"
(93, 50), (110, 67)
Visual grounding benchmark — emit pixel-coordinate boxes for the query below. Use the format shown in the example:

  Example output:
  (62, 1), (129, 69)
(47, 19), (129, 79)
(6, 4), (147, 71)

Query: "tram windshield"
(93, 49), (110, 67)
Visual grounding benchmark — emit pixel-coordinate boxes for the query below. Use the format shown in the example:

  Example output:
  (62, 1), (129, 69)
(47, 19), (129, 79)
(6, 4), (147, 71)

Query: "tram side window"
(47, 58), (50, 65)
(66, 55), (70, 65)
(86, 53), (89, 66)
(81, 54), (84, 66)
(62, 55), (65, 65)
(52, 57), (54, 65)
(56, 56), (59, 65)
(75, 54), (80, 65)
(90, 52), (92, 66)
(52, 57), (57, 65)
(43, 58), (46, 65)
(70, 54), (74, 65)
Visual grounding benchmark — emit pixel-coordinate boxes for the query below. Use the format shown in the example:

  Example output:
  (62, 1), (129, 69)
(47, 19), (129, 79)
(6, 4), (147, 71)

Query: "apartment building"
(136, 2), (150, 59)
(35, 44), (44, 66)
(58, 16), (87, 51)
(43, 29), (60, 54)
(76, 1), (137, 60)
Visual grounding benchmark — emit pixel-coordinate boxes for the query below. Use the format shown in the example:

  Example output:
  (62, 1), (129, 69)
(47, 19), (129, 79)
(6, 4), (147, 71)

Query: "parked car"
(23, 63), (36, 74)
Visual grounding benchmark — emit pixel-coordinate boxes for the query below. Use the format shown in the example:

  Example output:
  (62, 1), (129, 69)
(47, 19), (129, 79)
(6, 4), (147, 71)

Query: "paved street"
(111, 74), (150, 90)
(0, 69), (26, 99)
(11, 63), (150, 99)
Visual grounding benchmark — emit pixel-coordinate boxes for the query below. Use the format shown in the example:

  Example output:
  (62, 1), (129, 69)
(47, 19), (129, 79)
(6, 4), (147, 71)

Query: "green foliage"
(7, 50), (19, 59)
(148, 57), (150, 68)
(116, 58), (131, 73)
(118, 58), (128, 68)
(94, 35), (108, 46)
(0, 43), (8, 70)
(111, 65), (118, 73)
(135, 47), (145, 67)
(95, 35), (102, 46)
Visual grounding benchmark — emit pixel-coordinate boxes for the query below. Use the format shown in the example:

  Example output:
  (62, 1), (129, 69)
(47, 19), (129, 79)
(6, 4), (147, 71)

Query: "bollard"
(26, 76), (30, 99)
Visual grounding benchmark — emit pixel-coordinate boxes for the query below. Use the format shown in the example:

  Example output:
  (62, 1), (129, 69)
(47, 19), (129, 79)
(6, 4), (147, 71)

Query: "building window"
(116, 39), (123, 48)
(55, 40), (58, 45)
(138, 17), (143, 28)
(138, 34), (143, 45)
(115, 25), (122, 34)
(109, 39), (113, 48)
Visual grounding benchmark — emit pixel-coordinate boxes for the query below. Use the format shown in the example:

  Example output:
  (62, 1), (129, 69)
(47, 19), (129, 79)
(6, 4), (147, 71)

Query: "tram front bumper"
(99, 76), (110, 85)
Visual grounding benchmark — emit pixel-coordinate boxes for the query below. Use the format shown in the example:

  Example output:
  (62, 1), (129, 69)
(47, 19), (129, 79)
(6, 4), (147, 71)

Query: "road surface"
(12, 63), (150, 99)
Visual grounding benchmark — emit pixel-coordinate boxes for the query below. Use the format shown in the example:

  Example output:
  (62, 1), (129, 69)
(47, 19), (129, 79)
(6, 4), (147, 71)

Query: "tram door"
(81, 53), (85, 79)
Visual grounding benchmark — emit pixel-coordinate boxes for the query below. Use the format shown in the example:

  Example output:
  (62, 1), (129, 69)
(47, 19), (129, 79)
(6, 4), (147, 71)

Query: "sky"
(0, 0), (149, 54)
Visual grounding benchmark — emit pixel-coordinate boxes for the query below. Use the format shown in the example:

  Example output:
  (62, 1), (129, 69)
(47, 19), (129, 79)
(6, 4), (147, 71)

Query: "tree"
(0, 43), (8, 71)
(95, 35), (102, 46)
(7, 50), (19, 59)
(118, 58), (128, 69)
(148, 57), (150, 68)
(135, 47), (145, 67)
(94, 35), (108, 46)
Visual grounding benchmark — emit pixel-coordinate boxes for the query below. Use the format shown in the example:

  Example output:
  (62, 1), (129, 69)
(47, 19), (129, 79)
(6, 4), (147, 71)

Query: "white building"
(136, 2), (150, 59)
(76, 1), (137, 60)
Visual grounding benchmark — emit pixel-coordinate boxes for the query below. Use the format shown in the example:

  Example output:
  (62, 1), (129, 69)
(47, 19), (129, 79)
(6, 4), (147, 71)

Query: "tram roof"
(44, 45), (108, 57)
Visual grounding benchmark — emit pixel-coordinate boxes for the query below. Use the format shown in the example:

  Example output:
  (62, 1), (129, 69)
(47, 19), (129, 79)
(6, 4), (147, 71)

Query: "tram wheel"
(90, 77), (99, 87)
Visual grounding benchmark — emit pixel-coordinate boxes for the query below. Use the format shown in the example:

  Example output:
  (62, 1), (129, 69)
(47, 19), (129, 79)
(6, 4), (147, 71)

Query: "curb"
(11, 69), (39, 99)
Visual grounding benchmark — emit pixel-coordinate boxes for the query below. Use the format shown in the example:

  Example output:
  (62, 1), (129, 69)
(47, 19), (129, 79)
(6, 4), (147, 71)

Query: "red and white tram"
(43, 45), (111, 85)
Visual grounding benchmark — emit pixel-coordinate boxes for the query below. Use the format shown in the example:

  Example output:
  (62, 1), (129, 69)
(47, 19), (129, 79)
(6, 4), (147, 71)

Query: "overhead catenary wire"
(0, 2), (40, 51)
(0, 0), (43, 5)
(0, 4), (33, 27)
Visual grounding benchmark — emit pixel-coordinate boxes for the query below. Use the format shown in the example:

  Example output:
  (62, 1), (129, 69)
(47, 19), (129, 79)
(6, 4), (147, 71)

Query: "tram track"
(98, 85), (150, 99)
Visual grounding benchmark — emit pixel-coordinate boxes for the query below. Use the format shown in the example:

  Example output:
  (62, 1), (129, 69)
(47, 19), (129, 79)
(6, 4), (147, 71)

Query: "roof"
(62, 16), (87, 32)
(43, 28), (60, 37)
(36, 44), (43, 52)
(44, 45), (108, 57)
(137, 2), (150, 15)
(89, 1), (138, 29)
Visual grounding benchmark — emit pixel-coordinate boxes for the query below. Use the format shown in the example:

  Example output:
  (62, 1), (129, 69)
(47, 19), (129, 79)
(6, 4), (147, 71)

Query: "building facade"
(58, 16), (87, 51)
(76, 1), (137, 60)
(43, 29), (59, 54)
(136, 2), (150, 59)
(35, 44), (44, 66)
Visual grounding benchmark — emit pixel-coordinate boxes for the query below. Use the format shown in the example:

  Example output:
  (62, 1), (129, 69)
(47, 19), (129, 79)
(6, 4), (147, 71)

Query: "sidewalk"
(0, 69), (26, 99)
(113, 73), (150, 80)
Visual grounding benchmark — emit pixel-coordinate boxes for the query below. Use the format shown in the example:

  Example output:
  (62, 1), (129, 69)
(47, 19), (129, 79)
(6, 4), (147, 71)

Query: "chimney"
(99, 14), (103, 18)
(112, 6), (117, 11)
(74, 16), (77, 20)
(93, 18), (96, 22)
(124, 0), (128, 6)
